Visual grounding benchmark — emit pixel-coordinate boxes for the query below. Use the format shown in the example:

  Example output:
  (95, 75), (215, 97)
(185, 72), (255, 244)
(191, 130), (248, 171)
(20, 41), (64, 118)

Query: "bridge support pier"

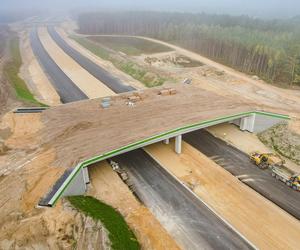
(163, 138), (170, 144)
(240, 114), (256, 133)
(175, 135), (182, 154)
(231, 114), (256, 133)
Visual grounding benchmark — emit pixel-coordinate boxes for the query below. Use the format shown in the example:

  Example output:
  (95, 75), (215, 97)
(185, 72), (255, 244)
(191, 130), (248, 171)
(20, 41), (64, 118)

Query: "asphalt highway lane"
(47, 26), (135, 94)
(30, 28), (87, 103)
(114, 149), (253, 250)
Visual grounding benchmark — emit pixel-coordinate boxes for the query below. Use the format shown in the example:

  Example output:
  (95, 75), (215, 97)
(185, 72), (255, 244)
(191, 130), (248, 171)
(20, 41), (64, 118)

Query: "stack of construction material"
(159, 88), (177, 96)
(101, 97), (111, 108)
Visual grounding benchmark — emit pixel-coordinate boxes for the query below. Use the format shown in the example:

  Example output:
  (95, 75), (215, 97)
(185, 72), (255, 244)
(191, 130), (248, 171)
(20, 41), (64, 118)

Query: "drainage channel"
(14, 107), (49, 113)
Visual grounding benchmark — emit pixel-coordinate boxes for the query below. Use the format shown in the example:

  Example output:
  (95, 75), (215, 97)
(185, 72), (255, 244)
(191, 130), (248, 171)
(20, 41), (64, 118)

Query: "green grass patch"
(70, 35), (110, 60)
(115, 61), (166, 87)
(68, 196), (140, 250)
(71, 35), (166, 87)
(88, 36), (173, 56)
(4, 37), (46, 106)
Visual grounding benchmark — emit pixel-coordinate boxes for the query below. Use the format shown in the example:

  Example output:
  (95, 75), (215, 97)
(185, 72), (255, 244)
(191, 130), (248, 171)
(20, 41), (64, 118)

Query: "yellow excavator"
(250, 152), (284, 169)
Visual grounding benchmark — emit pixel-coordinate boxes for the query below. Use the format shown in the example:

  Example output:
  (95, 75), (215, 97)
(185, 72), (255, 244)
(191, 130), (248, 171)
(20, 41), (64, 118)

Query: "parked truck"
(271, 165), (300, 191)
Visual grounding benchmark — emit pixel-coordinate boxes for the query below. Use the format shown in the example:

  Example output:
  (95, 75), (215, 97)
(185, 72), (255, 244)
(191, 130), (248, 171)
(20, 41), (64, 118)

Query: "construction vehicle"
(250, 152), (284, 169)
(108, 160), (129, 182)
(271, 165), (300, 191)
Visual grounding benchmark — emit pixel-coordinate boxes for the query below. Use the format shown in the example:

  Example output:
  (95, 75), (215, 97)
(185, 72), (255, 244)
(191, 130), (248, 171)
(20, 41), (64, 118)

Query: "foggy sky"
(1, 0), (300, 18)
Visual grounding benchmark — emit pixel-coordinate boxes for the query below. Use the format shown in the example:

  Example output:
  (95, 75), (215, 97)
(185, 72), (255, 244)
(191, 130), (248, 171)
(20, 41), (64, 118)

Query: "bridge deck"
(41, 85), (253, 168)
(36, 84), (288, 205)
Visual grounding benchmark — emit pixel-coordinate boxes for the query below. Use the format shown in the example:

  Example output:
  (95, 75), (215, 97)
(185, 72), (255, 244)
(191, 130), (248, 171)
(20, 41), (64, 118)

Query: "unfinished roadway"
(29, 26), (256, 249)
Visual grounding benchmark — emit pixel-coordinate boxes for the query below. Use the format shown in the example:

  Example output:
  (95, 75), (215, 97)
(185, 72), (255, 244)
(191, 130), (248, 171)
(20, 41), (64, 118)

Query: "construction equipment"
(271, 165), (300, 191)
(250, 152), (284, 169)
(108, 160), (129, 181)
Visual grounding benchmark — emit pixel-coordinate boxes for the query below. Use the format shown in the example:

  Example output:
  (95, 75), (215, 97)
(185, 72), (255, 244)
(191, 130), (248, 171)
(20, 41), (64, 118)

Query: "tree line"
(77, 11), (300, 86)
(0, 25), (9, 58)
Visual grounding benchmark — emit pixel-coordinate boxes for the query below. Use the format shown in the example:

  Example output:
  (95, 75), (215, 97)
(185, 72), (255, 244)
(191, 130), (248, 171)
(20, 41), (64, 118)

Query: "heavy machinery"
(271, 165), (300, 191)
(250, 152), (284, 169)
(250, 151), (300, 191)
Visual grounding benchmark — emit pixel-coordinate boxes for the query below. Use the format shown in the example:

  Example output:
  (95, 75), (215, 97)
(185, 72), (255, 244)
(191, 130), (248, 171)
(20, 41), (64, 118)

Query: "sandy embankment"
(145, 141), (300, 250)
(57, 26), (145, 90)
(88, 161), (180, 250)
(38, 27), (115, 98)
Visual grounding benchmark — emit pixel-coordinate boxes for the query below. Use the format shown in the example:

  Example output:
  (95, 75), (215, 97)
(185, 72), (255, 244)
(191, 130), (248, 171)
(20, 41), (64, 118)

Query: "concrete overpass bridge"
(36, 85), (289, 207)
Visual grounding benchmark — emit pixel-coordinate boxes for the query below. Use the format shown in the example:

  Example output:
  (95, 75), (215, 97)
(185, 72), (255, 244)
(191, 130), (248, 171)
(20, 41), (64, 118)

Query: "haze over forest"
(1, 0), (300, 19)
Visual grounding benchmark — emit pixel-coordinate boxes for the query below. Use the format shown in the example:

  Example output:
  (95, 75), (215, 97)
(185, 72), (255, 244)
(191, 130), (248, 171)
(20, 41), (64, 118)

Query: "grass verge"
(68, 195), (140, 250)
(70, 35), (166, 87)
(3, 37), (46, 106)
